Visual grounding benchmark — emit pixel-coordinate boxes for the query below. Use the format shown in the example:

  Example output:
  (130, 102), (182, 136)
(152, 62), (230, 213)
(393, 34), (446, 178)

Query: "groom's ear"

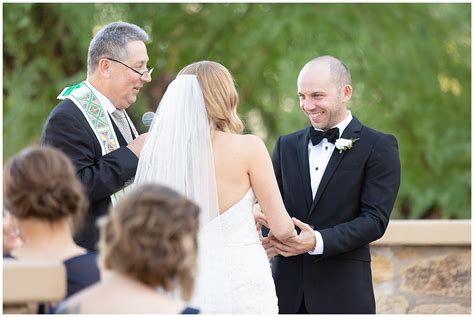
(340, 84), (352, 104)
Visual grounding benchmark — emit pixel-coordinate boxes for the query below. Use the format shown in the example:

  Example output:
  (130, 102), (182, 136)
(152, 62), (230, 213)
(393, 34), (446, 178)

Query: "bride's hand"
(256, 222), (279, 259)
(252, 203), (269, 228)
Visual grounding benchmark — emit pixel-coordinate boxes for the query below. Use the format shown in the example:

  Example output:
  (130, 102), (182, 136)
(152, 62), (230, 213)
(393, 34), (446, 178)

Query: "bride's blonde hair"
(178, 61), (244, 133)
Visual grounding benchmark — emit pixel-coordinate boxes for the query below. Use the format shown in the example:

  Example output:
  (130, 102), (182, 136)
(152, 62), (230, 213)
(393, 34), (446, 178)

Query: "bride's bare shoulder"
(215, 132), (265, 150)
(213, 133), (269, 169)
(241, 134), (266, 149)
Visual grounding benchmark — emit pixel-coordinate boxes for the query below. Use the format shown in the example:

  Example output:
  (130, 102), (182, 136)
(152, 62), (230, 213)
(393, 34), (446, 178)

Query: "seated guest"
(3, 146), (100, 302)
(55, 184), (200, 314)
(3, 208), (22, 255)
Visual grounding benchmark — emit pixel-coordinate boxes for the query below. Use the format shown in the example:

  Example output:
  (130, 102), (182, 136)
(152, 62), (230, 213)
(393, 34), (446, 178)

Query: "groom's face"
(297, 64), (347, 131)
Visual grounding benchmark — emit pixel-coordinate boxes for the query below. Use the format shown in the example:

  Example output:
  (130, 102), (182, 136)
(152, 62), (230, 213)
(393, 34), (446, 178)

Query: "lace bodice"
(191, 187), (278, 314)
(203, 188), (260, 247)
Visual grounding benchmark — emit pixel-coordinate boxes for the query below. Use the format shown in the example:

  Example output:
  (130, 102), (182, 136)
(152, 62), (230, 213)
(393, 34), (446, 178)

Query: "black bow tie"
(310, 127), (340, 145)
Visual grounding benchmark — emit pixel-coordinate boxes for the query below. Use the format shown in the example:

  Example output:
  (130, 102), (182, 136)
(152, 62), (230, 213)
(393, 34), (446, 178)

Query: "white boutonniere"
(335, 138), (359, 153)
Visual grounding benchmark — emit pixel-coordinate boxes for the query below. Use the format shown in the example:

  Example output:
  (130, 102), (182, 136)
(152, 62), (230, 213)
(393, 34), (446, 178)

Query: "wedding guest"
(3, 209), (22, 255)
(3, 146), (100, 305)
(55, 184), (200, 314)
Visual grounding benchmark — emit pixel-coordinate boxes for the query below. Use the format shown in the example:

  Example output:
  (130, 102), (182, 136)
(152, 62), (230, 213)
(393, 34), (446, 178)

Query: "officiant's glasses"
(104, 57), (154, 79)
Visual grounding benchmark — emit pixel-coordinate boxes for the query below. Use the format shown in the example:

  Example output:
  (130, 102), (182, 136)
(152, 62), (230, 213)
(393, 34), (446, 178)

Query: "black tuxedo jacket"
(271, 116), (400, 314)
(40, 99), (138, 251)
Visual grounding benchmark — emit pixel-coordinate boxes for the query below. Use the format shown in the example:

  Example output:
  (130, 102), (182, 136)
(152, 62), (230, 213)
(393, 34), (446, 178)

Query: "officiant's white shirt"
(307, 110), (353, 255)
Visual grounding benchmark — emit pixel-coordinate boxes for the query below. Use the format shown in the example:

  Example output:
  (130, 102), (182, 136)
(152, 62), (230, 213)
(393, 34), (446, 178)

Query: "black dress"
(63, 252), (100, 298)
(181, 307), (200, 314)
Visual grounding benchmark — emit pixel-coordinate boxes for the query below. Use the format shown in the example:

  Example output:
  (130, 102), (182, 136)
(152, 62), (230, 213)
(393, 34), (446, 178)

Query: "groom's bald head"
(299, 56), (351, 89)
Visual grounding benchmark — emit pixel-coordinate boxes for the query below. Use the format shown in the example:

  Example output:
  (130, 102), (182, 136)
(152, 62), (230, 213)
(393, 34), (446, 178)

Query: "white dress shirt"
(308, 110), (353, 255)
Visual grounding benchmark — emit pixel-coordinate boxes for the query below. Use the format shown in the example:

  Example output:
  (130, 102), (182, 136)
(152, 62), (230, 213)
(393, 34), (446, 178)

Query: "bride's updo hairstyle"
(99, 184), (200, 300)
(178, 61), (244, 134)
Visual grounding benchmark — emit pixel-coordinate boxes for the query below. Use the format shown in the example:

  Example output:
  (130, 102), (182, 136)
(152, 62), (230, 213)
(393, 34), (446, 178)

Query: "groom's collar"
(332, 110), (353, 136)
(310, 110), (353, 136)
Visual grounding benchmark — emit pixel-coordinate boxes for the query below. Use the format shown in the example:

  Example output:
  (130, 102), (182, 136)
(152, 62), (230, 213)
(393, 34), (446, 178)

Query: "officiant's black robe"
(41, 99), (138, 251)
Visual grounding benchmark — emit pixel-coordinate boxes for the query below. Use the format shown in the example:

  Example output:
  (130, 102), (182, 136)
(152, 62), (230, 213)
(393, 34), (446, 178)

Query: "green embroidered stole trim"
(58, 81), (126, 205)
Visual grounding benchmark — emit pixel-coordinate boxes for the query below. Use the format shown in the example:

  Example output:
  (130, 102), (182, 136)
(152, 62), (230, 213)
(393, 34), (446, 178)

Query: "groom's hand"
(271, 217), (316, 257)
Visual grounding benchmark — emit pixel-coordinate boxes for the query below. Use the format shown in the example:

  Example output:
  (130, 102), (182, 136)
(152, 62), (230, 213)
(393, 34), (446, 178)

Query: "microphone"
(142, 112), (155, 131)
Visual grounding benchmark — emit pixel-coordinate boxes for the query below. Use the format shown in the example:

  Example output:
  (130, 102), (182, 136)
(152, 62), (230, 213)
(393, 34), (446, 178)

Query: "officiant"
(40, 22), (151, 251)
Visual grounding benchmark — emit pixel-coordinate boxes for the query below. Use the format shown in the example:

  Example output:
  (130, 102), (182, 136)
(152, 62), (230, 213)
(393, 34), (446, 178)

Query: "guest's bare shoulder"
(55, 292), (85, 313)
(55, 283), (100, 313)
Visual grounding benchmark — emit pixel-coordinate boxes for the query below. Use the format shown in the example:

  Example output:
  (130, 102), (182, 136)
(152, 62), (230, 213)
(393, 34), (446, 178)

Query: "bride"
(133, 61), (296, 313)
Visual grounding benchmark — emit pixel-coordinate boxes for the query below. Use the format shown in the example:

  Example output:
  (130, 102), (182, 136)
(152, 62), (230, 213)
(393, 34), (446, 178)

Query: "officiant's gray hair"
(87, 22), (149, 75)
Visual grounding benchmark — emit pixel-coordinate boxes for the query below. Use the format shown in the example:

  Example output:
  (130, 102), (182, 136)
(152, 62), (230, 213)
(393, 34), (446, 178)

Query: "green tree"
(3, 3), (470, 218)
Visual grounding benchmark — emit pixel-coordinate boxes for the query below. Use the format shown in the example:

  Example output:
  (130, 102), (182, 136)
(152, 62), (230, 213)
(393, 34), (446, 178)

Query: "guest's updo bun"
(4, 146), (88, 229)
(100, 184), (200, 300)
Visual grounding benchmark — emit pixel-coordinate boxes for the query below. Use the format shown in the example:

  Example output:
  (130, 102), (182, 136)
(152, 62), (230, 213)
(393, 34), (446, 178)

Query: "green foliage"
(3, 3), (470, 218)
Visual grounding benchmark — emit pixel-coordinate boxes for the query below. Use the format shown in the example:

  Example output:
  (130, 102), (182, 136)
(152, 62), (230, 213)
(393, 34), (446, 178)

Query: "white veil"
(134, 75), (219, 227)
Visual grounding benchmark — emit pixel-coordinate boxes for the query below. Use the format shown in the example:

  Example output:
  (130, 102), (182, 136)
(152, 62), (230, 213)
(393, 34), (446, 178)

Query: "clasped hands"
(253, 204), (316, 259)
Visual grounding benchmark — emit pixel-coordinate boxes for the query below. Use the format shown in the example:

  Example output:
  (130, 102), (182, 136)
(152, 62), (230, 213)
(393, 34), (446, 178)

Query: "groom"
(262, 56), (400, 313)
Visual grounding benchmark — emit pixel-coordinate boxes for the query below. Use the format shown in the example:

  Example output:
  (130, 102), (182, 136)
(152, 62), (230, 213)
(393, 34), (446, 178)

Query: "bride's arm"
(246, 135), (296, 241)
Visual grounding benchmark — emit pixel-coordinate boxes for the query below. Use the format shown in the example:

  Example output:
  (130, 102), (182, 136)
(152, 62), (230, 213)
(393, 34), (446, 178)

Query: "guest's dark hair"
(3, 146), (88, 230)
(99, 184), (200, 300)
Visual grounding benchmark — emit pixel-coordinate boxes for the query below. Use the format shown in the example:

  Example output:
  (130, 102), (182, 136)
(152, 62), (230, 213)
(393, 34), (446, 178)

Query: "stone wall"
(371, 220), (471, 314)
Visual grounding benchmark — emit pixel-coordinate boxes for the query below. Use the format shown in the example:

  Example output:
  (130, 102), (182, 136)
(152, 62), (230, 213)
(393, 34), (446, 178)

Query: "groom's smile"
(308, 111), (324, 120)
(308, 111), (325, 125)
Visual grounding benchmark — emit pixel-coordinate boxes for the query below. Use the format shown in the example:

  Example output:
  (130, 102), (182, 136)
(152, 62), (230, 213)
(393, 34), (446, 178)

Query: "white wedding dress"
(190, 187), (279, 314)
(133, 75), (278, 314)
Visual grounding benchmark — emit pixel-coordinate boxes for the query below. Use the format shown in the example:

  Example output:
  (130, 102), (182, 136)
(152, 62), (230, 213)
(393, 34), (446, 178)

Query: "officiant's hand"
(127, 133), (148, 158)
(270, 217), (316, 257)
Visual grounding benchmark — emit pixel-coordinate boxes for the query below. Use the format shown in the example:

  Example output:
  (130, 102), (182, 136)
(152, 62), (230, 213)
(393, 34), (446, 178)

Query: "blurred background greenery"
(3, 3), (470, 219)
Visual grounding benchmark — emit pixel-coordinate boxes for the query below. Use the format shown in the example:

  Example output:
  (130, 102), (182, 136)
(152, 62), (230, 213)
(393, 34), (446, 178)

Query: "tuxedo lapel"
(307, 117), (362, 219)
(296, 128), (313, 211)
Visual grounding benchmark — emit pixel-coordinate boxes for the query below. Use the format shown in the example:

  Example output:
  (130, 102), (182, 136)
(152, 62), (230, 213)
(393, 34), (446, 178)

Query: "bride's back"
(176, 61), (294, 314)
(178, 61), (252, 214)
(177, 61), (294, 241)
(212, 131), (254, 213)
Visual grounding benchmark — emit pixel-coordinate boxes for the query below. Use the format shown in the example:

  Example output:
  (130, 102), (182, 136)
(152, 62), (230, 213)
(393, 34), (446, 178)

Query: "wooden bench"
(3, 259), (66, 313)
